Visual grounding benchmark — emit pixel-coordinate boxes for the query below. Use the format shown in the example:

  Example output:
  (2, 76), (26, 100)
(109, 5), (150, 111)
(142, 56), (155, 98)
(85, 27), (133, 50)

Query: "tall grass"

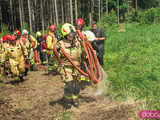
(104, 23), (160, 109)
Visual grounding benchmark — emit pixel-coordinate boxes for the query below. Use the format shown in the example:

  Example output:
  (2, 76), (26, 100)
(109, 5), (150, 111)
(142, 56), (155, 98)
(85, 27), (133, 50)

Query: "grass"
(57, 112), (72, 120)
(103, 23), (160, 109)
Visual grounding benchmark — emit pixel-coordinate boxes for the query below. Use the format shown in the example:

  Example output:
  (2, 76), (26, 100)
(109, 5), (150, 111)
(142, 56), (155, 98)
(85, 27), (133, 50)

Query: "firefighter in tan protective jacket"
(1, 35), (28, 81)
(56, 23), (85, 109)
(20, 29), (38, 70)
(46, 25), (58, 73)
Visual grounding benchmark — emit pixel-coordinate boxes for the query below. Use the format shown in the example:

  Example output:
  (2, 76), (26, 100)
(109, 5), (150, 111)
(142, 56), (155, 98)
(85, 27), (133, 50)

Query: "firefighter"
(36, 31), (47, 65)
(75, 18), (91, 87)
(75, 18), (85, 32)
(21, 29), (38, 71)
(0, 35), (10, 77)
(1, 35), (28, 81)
(46, 25), (59, 74)
(13, 29), (21, 39)
(56, 23), (84, 108)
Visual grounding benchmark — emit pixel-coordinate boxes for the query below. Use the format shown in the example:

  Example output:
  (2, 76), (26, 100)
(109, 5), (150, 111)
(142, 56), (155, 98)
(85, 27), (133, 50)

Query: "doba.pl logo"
(139, 110), (160, 119)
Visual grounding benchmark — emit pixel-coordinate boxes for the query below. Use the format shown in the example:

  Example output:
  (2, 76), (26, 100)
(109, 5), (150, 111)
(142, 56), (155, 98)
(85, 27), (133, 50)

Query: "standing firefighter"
(36, 31), (47, 65)
(21, 29), (38, 70)
(46, 25), (58, 73)
(75, 18), (85, 32)
(0, 35), (10, 76)
(1, 35), (28, 81)
(75, 18), (91, 85)
(55, 23), (84, 108)
(13, 29), (21, 39)
(54, 23), (103, 109)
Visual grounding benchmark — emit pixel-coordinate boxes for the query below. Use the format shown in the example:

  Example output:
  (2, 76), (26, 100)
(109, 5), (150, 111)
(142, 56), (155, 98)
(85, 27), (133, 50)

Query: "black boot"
(61, 97), (72, 109)
(24, 68), (28, 76)
(72, 98), (79, 108)
(19, 75), (24, 82)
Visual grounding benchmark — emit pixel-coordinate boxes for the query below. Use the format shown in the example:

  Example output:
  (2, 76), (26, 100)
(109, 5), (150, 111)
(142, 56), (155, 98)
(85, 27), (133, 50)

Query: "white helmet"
(83, 30), (96, 42)
(22, 29), (29, 35)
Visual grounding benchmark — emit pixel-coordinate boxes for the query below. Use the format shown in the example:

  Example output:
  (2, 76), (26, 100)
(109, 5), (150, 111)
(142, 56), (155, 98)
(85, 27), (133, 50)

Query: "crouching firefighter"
(1, 35), (28, 81)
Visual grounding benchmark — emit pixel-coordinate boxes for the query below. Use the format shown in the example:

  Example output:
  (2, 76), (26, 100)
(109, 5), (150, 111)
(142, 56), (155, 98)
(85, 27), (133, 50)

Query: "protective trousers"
(40, 50), (47, 64)
(48, 54), (58, 71)
(61, 67), (81, 102)
(9, 56), (25, 76)
(97, 45), (104, 67)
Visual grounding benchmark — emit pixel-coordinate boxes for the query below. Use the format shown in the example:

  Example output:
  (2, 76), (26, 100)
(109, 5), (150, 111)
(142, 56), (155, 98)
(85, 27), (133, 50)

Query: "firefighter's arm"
(1, 49), (8, 66)
(30, 35), (37, 49)
(20, 42), (28, 57)
(46, 36), (53, 50)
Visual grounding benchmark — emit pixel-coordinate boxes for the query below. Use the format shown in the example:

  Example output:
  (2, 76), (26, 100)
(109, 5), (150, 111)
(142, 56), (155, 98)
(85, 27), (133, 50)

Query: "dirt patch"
(0, 71), (140, 120)
(71, 99), (139, 120)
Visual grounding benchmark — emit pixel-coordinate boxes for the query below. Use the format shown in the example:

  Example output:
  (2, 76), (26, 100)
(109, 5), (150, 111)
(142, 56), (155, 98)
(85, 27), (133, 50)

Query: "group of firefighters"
(0, 18), (106, 109)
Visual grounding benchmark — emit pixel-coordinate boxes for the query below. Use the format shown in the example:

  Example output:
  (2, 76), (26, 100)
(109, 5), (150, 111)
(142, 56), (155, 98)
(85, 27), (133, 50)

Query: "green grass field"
(103, 23), (160, 110)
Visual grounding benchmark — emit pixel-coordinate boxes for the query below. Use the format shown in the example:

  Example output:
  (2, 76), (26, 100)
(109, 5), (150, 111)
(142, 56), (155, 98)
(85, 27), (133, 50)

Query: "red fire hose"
(77, 30), (103, 81)
(53, 30), (103, 84)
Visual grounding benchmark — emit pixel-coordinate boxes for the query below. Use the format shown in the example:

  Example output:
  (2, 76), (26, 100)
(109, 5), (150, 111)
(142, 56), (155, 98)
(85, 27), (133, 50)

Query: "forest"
(0, 0), (160, 33)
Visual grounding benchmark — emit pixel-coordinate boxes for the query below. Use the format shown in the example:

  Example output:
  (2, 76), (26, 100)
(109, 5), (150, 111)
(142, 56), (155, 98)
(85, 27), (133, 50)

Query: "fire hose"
(53, 30), (103, 84)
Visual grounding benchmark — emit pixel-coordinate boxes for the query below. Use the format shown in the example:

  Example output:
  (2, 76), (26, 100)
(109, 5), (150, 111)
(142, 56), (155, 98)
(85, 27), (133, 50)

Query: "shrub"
(137, 7), (160, 24)
(99, 9), (118, 29)
(21, 22), (29, 31)
(125, 8), (138, 23)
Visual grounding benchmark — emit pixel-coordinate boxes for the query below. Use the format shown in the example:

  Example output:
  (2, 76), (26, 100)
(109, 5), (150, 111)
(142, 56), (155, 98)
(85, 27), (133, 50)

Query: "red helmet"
(9, 35), (17, 41)
(2, 35), (9, 42)
(75, 18), (85, 26)
(14, 29), (21, 36)
(43, 34), (48, 40)
(49, 25), (56, 32)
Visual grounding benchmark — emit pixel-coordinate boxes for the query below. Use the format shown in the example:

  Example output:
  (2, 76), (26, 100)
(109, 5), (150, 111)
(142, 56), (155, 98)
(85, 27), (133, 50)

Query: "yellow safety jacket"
(46, 32), (57, 55)
(1, 41), (28, 63)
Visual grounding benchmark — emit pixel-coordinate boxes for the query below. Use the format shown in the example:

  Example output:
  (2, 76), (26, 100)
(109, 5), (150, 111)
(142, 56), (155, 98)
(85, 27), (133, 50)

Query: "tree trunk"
(0, 5), (2, 31)
(89, 0), (94, 25)
(18, 0), (23, 29)
(106, 0), (108, 14)
(117, 0), (120, 24)
(9, 0), (14, 30)
(32, 1), (36, 32)
(61, 0), (64, 23)
(98, 0), (101, 21)
(54, 0), (59, 25)
(28, 0), (32, 32)
(70, 0), (73, 24)
(100, 0), (103, 17)
(40, 0), (44, 34)
(135, 0), (138, 12)
(75, 0), (78, 20)
(50, 0), (53, 24)
(21, 0), (24, 24)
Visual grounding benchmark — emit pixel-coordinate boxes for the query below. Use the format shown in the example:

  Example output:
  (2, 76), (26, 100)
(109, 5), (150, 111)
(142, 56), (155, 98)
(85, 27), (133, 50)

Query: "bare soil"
(0, 70), (140, 120)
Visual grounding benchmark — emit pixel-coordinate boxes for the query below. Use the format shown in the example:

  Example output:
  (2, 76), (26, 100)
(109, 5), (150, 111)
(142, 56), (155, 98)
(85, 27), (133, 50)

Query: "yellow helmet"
(61, 23), (76, 37)
(36, 31), (42, 37)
